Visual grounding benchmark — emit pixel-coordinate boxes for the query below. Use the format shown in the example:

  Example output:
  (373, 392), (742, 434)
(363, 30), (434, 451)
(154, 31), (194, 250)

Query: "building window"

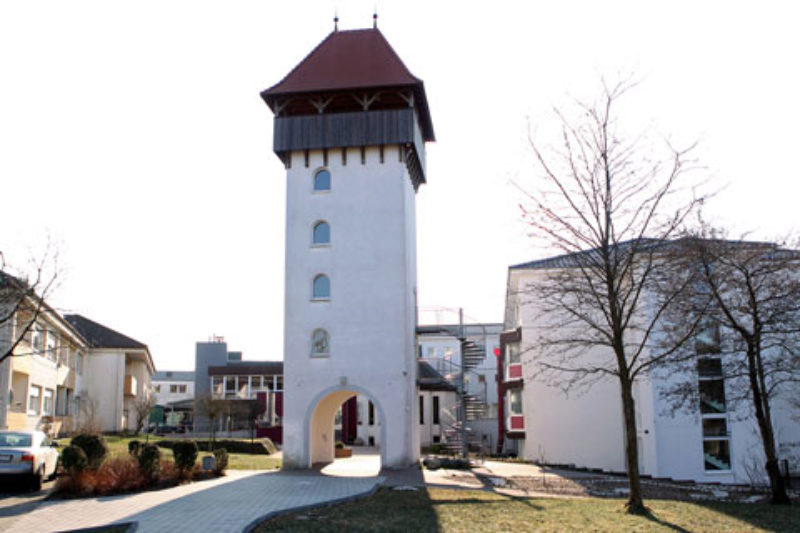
(212, 376), (223, 397)
(313, 169), (331, 191)
(43, 389), (54, 416)
(45, 331), (58, 362)
(312, 274), (330, 299)
(31, 324), (43, 355)
(28, 385), (41, 415)
(154, 385), (161, 393)
(311, 329), (330, 356)
(698, 357), (731, 471)
(507, 344), (521, 364)
(433, 396), (440, 425)
(312, 221), (330, 246)
(509, 390), (523, 415)
(368, 401), (375, 426)
(419, 395), (424, 424)
(275, 375), (283, 391)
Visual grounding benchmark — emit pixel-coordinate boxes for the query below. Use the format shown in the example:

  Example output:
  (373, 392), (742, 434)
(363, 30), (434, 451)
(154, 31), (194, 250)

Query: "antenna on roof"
(334, 9), (339, 32)
(373, 8), (378, 29)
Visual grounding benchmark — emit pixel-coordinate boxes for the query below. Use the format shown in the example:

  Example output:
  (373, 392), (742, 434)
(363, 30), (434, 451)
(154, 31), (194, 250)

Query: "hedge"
(156, 438), (276, 455)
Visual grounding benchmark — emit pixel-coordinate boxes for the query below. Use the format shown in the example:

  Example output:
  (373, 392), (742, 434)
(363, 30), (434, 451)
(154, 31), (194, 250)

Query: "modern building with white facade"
(418, 323), (502, 452)
(151, 370), (194, 405)
(262, 25), (434, 468)
(65, 315), (156, 433)
(500, 249), (800, 484)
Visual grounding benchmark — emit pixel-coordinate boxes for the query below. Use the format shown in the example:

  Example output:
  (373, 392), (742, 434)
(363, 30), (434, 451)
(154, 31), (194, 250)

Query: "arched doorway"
(305, 386), (385, 473)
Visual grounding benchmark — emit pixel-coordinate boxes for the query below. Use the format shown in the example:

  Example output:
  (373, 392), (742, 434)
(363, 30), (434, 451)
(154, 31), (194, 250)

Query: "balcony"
(124, 375), (137, 397)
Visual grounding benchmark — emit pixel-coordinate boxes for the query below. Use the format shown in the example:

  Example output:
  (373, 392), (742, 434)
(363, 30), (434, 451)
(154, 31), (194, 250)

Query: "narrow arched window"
(314, 169), (331, 191)
(311, 329), (329, 356)
(312, 221), (330, 245)
(312, 274), (330, 299)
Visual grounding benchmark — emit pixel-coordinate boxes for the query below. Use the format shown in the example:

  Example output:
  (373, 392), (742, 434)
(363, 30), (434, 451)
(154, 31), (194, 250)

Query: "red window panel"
(508, 364), (522, 380)
(510, 415), (525, 430)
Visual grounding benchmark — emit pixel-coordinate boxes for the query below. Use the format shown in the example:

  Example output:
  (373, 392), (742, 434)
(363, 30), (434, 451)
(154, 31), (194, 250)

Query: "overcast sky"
(1, 1), (798, 370)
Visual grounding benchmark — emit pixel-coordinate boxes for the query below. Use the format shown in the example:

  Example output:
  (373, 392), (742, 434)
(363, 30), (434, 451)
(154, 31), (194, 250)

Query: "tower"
(262, 26), (434, 468)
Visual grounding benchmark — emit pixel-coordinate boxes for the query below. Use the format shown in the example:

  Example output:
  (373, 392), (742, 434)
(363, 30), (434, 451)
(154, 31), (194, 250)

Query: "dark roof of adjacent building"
(418, 361), (457, 392)
(509, 237), (795, 271)
(153, 370), (195, 382)
(208, 361), (284, 376)
(64, 314), (148, 350)
(262, 28), (434, 141)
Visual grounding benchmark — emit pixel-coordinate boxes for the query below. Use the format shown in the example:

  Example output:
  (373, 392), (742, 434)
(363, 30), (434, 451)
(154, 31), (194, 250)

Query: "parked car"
(0, 430), (59, 490)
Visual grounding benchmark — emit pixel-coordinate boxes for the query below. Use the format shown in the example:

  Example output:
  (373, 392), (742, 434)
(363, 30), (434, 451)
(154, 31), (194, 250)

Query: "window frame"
(312, 168), (332, 192)
(698, 356), (732, 472)
(312, 274), (331, 300)
(28, 385), (42, 415)
(311, 328), (330, 357)
(312, 220), (331, 247)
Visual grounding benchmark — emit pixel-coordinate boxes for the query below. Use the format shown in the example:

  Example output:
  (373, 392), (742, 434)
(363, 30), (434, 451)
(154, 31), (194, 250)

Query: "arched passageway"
(307, 387), (384, 475)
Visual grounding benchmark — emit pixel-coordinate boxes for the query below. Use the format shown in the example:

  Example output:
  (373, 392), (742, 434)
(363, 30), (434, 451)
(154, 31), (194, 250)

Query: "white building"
(418, 323), (502, 452)
(262, 25), (434, 468)
(151, 370), (194, 405)
(501, 250), (800, 484)
(65, 315), (156, 433)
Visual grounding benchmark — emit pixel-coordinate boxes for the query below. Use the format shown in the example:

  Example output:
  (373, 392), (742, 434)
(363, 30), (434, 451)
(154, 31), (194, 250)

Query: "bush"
(137, 444), (161, 484)
(128, 440), (142, 457)
(335, 441), (345, 449)
(56, 456), (145, 496)
(213, 448), (229, 475)
(71, 434), (108, 470)
(157, 438), (276, 455)
(172, 440), (199, 475)
(61, 445), (88, 474)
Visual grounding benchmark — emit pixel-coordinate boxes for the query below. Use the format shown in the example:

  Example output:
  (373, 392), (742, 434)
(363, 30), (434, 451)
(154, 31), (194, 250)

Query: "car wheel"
(48, 458), (59, 481)
(30, 466), (43, 492)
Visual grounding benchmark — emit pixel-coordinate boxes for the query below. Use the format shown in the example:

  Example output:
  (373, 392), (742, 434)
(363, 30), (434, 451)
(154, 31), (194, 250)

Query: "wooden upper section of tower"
(262, 28), (434, 142)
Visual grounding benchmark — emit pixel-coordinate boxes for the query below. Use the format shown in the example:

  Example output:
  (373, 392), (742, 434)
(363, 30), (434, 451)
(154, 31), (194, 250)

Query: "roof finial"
(373, 9), (378, 29)
(334, 10), (339, 32)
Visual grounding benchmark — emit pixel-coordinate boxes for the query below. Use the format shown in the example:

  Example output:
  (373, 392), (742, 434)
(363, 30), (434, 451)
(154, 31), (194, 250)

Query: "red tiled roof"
(263, 28), (421, 96)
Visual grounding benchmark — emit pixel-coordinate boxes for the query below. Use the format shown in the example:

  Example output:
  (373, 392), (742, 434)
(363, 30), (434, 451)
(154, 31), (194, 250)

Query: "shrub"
(137, 444), (161, 484)
(335, 441), (345, 449)
(128, 440), (142, 457)
(61, 445), (88, 474)
(157, 438), (276, 455)
(172, 440), (199, 475)
(56, 457), (145, 496)
(213, 448), (229, 475)
(71, 434), (108, 470)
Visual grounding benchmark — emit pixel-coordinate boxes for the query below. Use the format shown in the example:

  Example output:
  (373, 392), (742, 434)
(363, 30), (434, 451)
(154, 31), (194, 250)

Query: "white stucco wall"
(81, 349), (125, 432)
(283, 146), (419, 469)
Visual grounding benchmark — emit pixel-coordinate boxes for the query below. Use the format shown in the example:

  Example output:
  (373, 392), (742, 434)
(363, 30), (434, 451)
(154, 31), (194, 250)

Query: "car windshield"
(0, 433), (33, 447)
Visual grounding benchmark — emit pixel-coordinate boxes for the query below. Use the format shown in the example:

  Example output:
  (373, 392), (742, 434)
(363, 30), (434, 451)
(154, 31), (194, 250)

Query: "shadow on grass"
(690, 500), (799, 532)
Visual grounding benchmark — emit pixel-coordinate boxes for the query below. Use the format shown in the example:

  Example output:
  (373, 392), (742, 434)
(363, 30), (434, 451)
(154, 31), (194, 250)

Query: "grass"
(57, 435), (282, 471)
(255, 487), (800, 532)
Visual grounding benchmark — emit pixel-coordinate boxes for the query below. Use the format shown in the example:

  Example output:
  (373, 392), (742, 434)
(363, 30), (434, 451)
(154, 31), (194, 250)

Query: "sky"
(1, 1), (799, 370)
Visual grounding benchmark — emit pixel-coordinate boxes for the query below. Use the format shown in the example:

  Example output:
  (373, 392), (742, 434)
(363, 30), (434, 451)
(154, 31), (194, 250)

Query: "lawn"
(255, 487), (799, 532)
(58, 435), (282, 471)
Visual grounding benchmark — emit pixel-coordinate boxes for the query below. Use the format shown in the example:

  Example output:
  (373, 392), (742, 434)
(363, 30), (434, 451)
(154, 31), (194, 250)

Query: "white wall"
(152, 380), (194, 405)
(81, 349), (125, 432)
(283, 146), (419, 468)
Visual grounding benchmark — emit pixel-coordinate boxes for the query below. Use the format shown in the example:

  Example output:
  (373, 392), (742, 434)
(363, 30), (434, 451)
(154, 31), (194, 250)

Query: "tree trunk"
(747, 343), (790, 504)
(620, 378), (647, 514)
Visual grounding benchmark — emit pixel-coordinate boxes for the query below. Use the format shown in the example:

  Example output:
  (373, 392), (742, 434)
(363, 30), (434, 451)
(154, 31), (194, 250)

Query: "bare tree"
(664, 232), (800, 504)
(133, 394), (158, 436)
(195, 394), (227, 445)
(0, 248), (60, 364)
(518, 79), (707, 514)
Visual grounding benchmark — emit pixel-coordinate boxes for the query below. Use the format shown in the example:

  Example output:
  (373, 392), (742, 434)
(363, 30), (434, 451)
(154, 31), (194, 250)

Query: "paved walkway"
(1, 470), (383, 533)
